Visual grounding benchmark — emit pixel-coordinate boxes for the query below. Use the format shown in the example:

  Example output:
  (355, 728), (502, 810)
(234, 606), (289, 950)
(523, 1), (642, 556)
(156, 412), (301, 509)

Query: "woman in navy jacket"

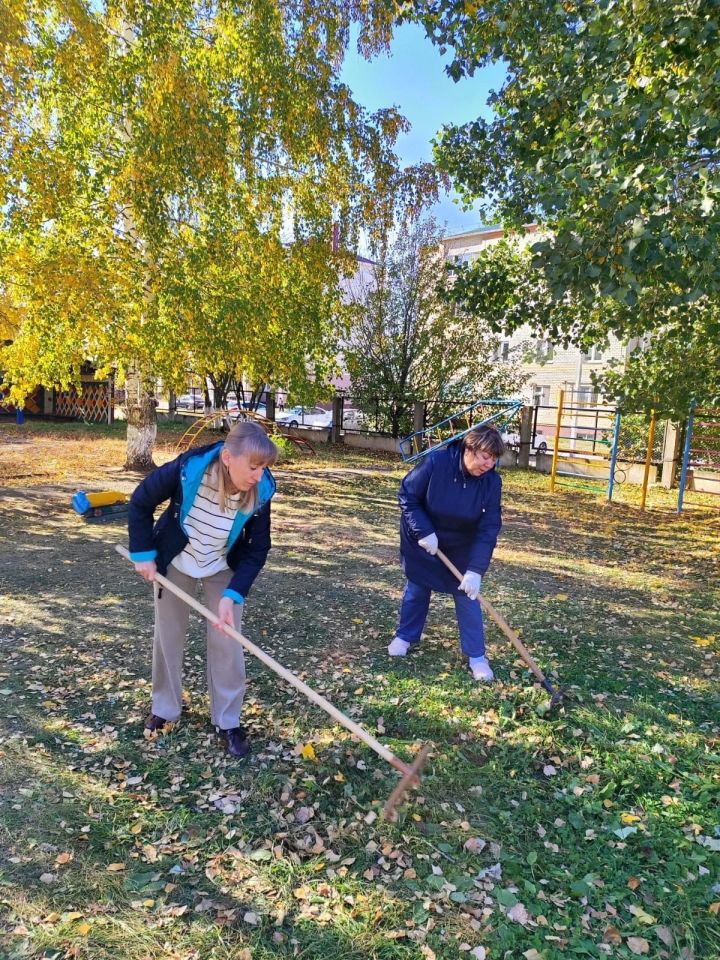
(390, 425), (504, 682)
(127, 421), (277, 758)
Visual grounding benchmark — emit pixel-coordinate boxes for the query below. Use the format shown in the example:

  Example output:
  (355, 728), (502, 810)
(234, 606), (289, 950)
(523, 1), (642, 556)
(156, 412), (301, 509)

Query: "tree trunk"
(124, 365), (157, 471)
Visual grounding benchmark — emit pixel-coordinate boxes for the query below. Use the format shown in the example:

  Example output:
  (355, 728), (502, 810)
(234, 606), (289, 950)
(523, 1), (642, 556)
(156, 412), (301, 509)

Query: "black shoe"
(219, 725), (251, 759)
(144, 713), (171, 733)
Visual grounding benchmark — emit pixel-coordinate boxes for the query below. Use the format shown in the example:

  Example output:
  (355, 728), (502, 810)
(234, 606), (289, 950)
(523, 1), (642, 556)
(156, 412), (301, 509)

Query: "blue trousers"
(396, 579), (486, 658)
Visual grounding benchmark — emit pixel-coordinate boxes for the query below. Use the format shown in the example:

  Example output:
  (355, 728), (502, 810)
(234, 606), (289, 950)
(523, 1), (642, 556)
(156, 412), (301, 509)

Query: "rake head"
(382, 743), (432, 822)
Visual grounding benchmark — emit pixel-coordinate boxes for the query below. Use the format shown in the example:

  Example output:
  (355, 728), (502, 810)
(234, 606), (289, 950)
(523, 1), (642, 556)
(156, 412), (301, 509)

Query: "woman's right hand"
(134, 560), (157, 582)
(418, 532), (439, 555)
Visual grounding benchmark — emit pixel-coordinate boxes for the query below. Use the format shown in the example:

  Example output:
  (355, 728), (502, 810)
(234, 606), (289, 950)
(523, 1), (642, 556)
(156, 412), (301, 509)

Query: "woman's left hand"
(458, 571), (482, 601)
(215, 596), (238, 631)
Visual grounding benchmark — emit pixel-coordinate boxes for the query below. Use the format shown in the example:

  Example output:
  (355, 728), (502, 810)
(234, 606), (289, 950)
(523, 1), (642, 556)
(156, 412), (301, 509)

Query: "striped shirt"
(171, 466), (244, 579)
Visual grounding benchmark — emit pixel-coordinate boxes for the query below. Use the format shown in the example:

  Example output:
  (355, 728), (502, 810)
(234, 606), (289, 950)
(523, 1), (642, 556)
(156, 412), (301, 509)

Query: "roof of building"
(443, 223), (538, 242)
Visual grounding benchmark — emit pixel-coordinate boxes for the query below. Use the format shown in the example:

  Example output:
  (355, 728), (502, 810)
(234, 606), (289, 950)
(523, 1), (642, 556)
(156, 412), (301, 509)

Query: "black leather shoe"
(144, 713), (171, 733)
(220, 725), (251, 759)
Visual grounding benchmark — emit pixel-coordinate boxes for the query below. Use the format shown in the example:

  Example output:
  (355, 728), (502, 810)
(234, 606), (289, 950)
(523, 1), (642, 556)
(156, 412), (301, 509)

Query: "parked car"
(277, 405), (332, 429)
(342, 407), (370, 430)
(176, 391), (205, 410)
(501, 430), (549, 453)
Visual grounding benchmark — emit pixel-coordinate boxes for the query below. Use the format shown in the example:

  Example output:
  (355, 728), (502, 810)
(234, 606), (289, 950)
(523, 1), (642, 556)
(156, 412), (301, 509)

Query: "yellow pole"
(549, 388), (564, 493)
(640, 409), (657, 510)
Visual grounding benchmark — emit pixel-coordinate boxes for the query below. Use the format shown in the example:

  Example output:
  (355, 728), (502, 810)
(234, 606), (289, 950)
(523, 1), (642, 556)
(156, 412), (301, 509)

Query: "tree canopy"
(409, 0), (720, 415)
(0, 1), (420, 419)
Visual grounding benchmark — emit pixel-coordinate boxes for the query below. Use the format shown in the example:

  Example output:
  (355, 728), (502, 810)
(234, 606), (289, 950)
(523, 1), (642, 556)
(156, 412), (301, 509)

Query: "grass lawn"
(0, 420), (718, 960)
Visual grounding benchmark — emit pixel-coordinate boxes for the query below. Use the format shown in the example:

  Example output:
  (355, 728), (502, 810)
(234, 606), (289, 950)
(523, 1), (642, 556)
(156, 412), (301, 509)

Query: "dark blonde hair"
(216, 421), (278, 512)
(463, 425), (505, 459)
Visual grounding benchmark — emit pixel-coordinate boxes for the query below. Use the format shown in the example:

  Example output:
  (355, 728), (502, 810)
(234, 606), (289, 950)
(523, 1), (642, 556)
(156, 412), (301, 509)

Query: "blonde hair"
(216, 421), (278, 512)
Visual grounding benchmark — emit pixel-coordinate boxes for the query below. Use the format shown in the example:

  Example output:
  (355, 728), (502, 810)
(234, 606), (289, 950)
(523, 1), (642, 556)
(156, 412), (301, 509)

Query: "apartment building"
(442, 226), (636, 434)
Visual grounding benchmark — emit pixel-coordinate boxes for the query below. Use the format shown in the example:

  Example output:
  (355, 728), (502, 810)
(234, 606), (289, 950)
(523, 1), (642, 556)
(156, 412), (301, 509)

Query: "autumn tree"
(408, 0), (720, 417)
(0, 0), (420, 466)
(344, 215), (528, 437)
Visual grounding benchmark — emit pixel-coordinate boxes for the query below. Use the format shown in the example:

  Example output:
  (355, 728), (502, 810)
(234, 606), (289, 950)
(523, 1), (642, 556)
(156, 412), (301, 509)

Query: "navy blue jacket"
(128, 442), (275, 602)
(399, 441), (502, 592)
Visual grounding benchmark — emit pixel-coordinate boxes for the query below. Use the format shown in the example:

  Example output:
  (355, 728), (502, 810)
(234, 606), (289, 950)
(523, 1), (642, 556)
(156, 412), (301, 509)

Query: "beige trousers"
(151, 564), (245, 730)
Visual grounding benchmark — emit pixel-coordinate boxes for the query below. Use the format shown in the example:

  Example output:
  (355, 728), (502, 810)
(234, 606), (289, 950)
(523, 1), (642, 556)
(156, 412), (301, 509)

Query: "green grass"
(0, 432), (718, 959)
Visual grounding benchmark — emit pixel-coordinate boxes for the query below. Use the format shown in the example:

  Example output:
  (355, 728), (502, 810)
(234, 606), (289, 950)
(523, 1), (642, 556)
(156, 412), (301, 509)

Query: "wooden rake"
(436, 548), (567, 708)
(116, 545), (429, 820)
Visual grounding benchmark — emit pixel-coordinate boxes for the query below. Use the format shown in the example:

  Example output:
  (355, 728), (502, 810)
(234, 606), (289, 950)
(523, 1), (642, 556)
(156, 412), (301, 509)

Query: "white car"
(176, 392), (205, 410)
(277, 405), (333, 429)
(342, 407), (370, 430)
(501, 430), (550, 453)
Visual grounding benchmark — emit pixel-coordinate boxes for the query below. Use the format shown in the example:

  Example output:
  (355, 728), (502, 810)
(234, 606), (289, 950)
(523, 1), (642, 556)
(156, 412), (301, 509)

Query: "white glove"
(458, 571), (482, 601)
(418, 532), (439, 555)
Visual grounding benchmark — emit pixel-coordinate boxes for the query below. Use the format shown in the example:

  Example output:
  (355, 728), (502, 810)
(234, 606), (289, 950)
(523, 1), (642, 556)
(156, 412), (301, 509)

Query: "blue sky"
(341, 23), (506, 237)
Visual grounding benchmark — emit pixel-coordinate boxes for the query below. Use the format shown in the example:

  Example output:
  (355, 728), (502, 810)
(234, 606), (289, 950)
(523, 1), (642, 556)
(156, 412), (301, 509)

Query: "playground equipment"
(399, 398), (523, 464)
(72, 490), (129, 523)
(115, 545), (429, 821)
(173, 408), (317, 457)
(436, 549), (567, 709)
(676, 401), (720, 512)
(548, 389), (626, 501)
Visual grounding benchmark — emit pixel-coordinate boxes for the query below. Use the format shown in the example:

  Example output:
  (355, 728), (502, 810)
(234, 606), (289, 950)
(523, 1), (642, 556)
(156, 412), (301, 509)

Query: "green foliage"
(0, 0), (415, 408)
(408, 0), (720, 417)
(344, 216), (528, 436)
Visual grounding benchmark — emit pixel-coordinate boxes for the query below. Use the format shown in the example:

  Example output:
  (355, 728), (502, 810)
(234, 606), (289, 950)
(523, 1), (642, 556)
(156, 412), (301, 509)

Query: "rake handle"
(435, 548), (548, 684)
(115, 545), (413, 777)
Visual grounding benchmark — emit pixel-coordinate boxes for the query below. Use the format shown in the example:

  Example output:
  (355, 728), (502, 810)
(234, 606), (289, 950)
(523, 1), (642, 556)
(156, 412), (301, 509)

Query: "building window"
(532, 384), (550, 406)
(582, 345), (604, 361)
(536, 339), (554, 362)
(576, 385), (598, 407)
(494, 341), (510, 361)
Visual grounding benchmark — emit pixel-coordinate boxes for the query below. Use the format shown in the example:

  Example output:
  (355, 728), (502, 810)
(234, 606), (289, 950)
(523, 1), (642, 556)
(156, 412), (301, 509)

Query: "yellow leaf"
(554, 593), (569, 601)
(333, 772), (345, 782)
(106, 862), (125, 872)
(710, 902), (720, 915)
(44, 912), (61, 923)
(620, 813), (641, 824)
(301, 743), (317, 762)
(352, 618), (364, 624)
(77, 922), (91, 935)
(130, 823), (142, 834)
(63, 912), (83, 922)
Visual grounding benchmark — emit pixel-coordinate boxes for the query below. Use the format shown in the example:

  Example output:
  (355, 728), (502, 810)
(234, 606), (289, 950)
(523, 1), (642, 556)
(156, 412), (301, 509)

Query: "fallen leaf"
(77, 923), (91, 935)
(106, 863), (125, 872)
(627, 937), (650, 955)
(603, 926), (623, 945)
(464, 837), (487, 854)
(627, 876), (641, 890)
(507, 902), (530, 925)
(470, 948), (487, 960)
(300, 743), (317, 762)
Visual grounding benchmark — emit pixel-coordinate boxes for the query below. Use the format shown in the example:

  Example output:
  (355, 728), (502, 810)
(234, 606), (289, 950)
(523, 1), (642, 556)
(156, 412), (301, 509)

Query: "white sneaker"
(388, 637), (411, 657)
(469, 656), (494, 683)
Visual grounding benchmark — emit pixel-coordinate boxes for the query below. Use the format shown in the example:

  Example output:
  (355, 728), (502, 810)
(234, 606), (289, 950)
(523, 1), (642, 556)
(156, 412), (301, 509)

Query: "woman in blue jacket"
(128, 421), (278, 758)
(390, 424), (504, 682)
